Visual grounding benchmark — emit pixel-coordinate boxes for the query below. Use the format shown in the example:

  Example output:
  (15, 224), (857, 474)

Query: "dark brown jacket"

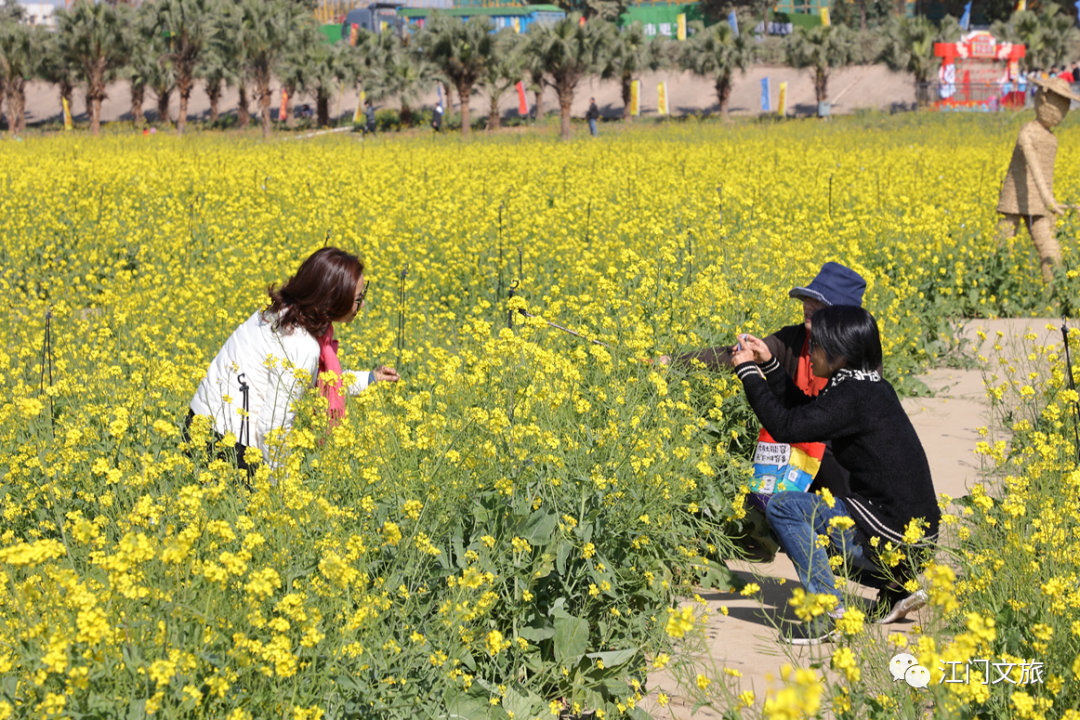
(676, 324), (809, 379)
(674, 323), (882, 498)
(675, 323), (883, 384)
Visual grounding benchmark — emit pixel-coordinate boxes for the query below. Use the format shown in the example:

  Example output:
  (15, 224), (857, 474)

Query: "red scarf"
(317, 326), (346, 426)
(796, 336), (828, 397)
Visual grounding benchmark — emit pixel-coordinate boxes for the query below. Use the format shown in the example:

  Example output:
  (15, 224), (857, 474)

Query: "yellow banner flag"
(353, 90), (366, 124)
(676, 14), (686, 40)
(820, 7), (831, 26)
(62, 97), (73, 131)
(777, 82), (788, 116)
(1016, 0), (1026, 10)
(657, 82), (669, 115)
(630, 80), (640, 117)
(512, 17), (520, 33)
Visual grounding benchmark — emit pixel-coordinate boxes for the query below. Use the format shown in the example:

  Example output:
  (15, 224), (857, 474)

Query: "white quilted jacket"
(189, 311), (373, 464)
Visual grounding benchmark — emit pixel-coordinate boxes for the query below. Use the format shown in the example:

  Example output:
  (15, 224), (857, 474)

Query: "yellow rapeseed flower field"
(0, 114), (1078, 718)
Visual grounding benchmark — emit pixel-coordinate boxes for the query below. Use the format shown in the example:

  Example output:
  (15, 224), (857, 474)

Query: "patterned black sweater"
(736, 358), (940, 546)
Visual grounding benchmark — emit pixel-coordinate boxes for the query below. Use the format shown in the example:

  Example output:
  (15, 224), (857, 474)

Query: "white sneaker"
(874, 589), (928, 625)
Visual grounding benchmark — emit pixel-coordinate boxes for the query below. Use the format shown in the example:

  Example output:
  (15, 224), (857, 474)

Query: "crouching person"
(732, 306), (940, 644)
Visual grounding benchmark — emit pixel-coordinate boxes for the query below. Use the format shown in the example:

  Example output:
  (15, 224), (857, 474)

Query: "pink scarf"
(317, 326), (346, 426)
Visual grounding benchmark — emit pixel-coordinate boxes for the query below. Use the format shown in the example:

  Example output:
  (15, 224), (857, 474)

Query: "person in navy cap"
(663, 261), (876, 498)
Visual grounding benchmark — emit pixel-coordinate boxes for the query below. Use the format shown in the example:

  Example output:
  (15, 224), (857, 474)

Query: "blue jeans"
(765, 492), (868, 604)
(588, 118), (597, 136)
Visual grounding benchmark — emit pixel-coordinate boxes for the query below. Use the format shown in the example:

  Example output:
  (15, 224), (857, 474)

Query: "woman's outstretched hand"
(741, 334), (773, 364)
(374, 366), (400, 383)
(732, 334), (772, 366)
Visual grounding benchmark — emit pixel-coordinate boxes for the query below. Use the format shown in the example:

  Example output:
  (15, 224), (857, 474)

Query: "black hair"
(810, 305), (882, 373)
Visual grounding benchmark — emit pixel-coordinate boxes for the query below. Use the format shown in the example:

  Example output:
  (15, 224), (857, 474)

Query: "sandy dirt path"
(17, 64), (916, 129)
(642, 318), (1062, 718)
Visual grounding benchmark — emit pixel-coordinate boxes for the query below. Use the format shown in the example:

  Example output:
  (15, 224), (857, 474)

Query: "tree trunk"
(488, 92), (500, 131)
(257, 73), (272, 139)
(559, 100), (571, 141)
(156, 89), (171, 125)
(130, 83), (145, 126)
(716, 73), (733, 120)
(284, 84), (296, 128)
(238, 84), (250, 129)
(533, 89), (543, 120)
(0, 82), (6, 132)
(400, 100), (413, 127)
(89, 68), (104, 136)
(91, 96), (102, 136)
(859, 0), (868, 31)
(317, 90), (330, 127)
(457, 83), (471, 136)
(815, 67), (828, 104)
(176, 72), (193, 136)
(621, 72), (632, 121)
(8, 77), (26, 136)
(207, 80), (221, 123)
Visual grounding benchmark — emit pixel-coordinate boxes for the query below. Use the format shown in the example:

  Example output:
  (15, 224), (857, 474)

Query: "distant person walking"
(432, 104), (444, 133)
(586, 97), (600, 137)
(363, 101), (376, 136)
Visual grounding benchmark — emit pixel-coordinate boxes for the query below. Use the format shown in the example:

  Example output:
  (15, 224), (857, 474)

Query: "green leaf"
(502, 684), (544, 719)
(443, 683), (492, 720)
(518, 508), (558, 546)
(553, 614), (589, 664)
(584, 648), (638, 668)
(518, 618), (554, 643)
(696, 558), (744, 592)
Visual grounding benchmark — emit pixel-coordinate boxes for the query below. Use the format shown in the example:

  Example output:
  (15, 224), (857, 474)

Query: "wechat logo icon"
(890, 653), (930, 689)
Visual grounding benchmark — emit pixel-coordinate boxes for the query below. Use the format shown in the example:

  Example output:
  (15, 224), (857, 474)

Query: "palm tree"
(147, 0), (218, 135)
(124, 31), (157, 126)
(992, 4), (1080, 71)
(879, 15), (961, 107)
(524, 57), (545, 121)
(605, 22), (666, 121)
(55, 0), (132, 136)
(678, 20), (754, 120)
(196, 46), (233, 124)
(0, 21), (41, 136)
(148, 56), (177, 126)
(297, 40), (357, 127)
(422, 13), (496, 137)
(236, 0), (307, 138)
(525, 14), (611, 141)
(207, 1), (246, 127)
(784, 24), (855, 111)
(480, 30), (526, 131)
(38, 32), (78, 125)
(372, 38), (438, 127)
(278, 21), (325, 127)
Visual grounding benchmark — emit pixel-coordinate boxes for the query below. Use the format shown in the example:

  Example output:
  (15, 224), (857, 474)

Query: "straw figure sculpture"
(997, 76), (1080, 283)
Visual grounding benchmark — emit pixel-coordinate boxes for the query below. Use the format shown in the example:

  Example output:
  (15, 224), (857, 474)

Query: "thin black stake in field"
(507, 282), (611, 349)
(396, 264), (409, 372)
(1061, 317), (1080, 464)
(39, 308), (55, 439)
(497, 203), (505, 300)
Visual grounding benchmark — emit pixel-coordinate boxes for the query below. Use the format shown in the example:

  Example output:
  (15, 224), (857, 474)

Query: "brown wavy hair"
(264, 247), (364, 338)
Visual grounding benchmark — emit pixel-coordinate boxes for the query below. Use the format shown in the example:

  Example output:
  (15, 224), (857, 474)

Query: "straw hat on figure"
(997, 76), (1080, 283)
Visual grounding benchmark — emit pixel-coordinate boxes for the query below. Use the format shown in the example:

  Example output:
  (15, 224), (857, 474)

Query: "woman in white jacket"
(186, 247), (398, 471)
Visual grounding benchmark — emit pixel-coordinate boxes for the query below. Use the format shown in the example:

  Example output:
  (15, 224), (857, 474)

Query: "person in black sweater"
(733, 306), (940, 645)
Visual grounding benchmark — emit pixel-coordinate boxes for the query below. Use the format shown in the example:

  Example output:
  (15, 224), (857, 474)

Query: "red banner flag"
(280, 89), (289, 123)
(516, 81), (529, 117)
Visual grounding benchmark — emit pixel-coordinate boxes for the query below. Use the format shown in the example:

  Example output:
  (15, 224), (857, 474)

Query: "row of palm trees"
(1, 0), (1077, 140)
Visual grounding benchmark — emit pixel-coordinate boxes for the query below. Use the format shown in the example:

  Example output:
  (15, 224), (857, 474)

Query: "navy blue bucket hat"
(788, 262), (866, 307)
